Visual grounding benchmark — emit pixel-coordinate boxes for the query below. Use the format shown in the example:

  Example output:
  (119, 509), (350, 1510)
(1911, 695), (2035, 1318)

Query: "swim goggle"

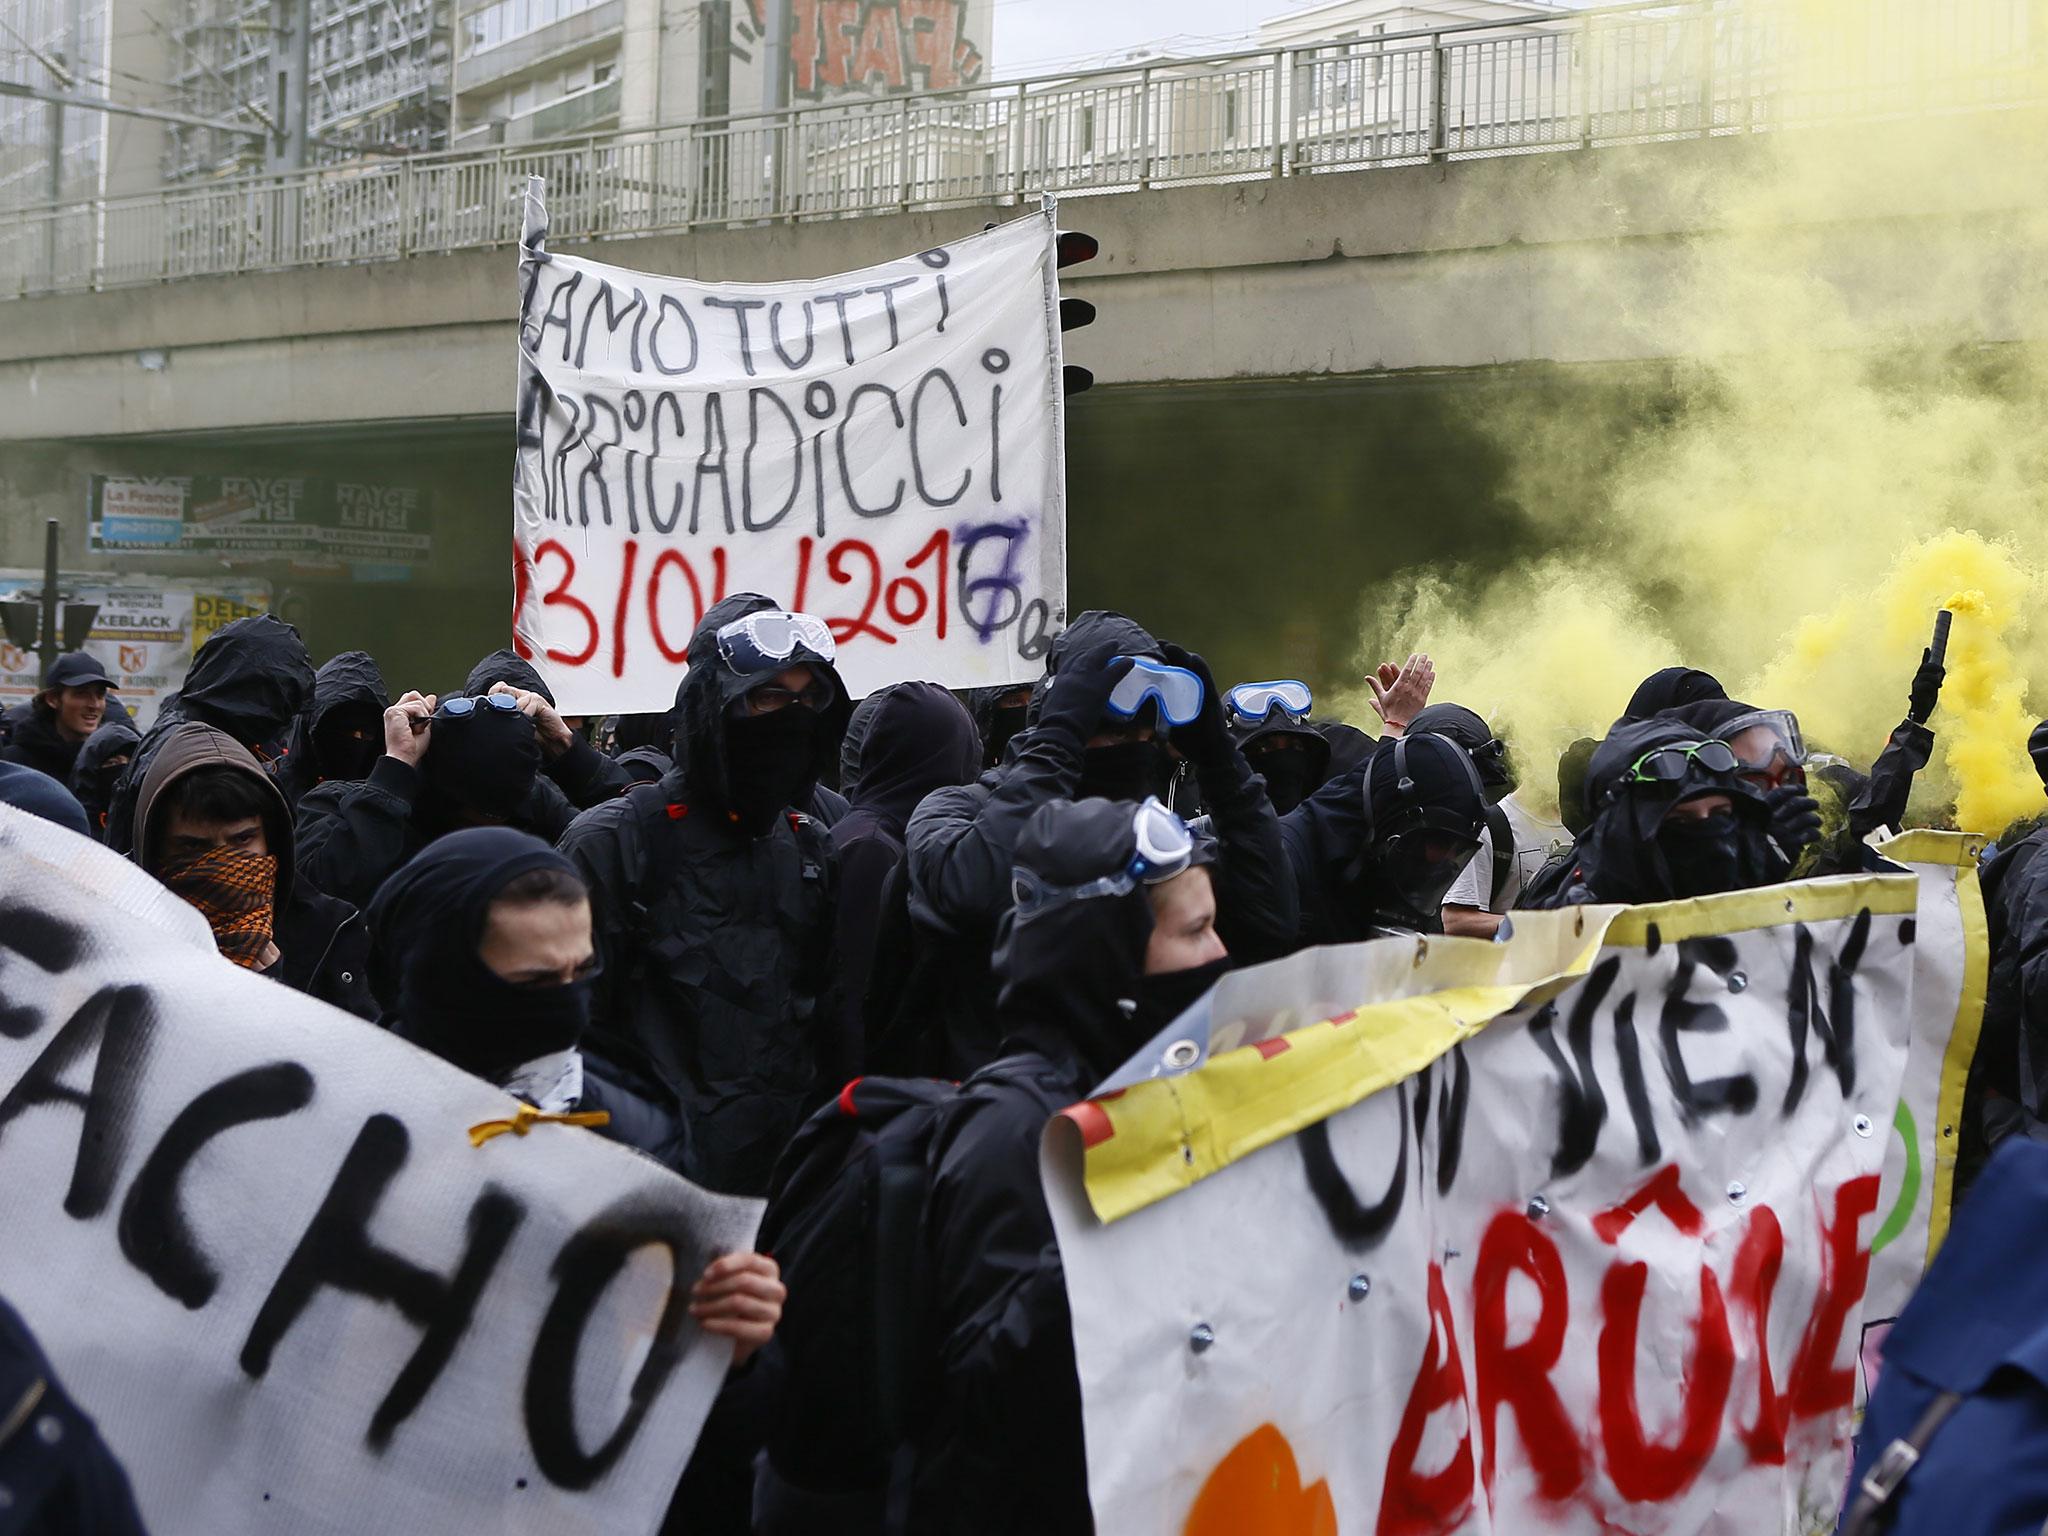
(1011, 797), (1196, 916)
(1104, 656), (1205, 727)
(1623, 738), (1740, 785)
(437, 692), (523, 719)
(1225, 679), (1313, 727)
(716, 610), (837, 676)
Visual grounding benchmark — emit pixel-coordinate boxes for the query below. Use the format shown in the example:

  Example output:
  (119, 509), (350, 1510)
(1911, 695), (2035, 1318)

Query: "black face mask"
(1132, 954), (1233, 1039)
(1251, 748), (1319, 816)
(1658, 813), (1747, 898)
(1077, 739), (1175, 803)
(985, 704), (1027, 767)
(1366, 831), (1479, 932)
(401, 966), (592, 1084)
(314, 708), (383, 783)
(722, 706), (820, 835)
(422, 713), (541, 826)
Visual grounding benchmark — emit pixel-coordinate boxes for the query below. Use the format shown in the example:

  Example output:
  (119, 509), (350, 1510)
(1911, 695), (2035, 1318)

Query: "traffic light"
(1057, 229), (1097, 398)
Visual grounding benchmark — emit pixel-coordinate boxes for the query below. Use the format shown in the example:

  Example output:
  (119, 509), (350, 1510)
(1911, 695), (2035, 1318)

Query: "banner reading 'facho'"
(1047, 855), (1981, 1536)
(513, 177), (1068, 714)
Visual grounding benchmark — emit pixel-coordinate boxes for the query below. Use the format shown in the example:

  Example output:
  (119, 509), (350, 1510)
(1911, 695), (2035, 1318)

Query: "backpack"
(754, 1073), (957, 1513)
(1484, 802), (1515, 909)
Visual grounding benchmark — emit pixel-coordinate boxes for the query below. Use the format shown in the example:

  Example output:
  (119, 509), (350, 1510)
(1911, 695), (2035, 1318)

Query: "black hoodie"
(821, 682), (980, 1082)
(270, 650), (390, 808)
(557, 593), (847, 1198)
(106, 614), (317, 853)
(70, 718), (141, 839)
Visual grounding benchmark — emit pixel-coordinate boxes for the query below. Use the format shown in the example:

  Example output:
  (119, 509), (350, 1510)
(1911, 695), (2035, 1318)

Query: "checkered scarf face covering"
(160, 845), (277, 969)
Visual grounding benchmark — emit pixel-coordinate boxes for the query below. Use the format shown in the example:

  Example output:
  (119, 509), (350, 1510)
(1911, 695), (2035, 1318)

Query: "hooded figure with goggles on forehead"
(883, 611), (1295, 1079)
(559, 594), (851, 1199)
(1534, 718), (1789, 908)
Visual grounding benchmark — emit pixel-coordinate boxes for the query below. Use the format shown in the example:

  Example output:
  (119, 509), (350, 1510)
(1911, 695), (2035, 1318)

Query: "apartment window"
(1080, 104), (1095, 155)
(1224, 88), (1238, 142)
(592, 60), (613, 84)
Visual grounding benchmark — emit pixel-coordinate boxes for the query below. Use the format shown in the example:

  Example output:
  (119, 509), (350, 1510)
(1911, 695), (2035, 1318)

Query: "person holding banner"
(561, 593), (848, 1200)
(906, 795), (1228, 1536)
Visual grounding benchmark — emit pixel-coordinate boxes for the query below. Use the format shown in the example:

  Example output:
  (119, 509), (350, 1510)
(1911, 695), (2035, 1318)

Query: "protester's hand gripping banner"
(1046, 846), (1984, 1536)
(0, 807), (761, 1535)
(513, 177), (1069, 714)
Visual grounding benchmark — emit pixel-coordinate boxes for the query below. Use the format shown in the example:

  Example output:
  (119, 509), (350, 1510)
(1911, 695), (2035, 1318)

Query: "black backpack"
(754, 1073), (957, 1516)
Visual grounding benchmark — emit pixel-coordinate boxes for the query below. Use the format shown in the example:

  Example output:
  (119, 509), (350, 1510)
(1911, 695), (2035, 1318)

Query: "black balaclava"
(1407, 702), (1514, 805)
(2027, 720), (2048, 790)
(1623, 666), (1727, 724)
(1355, 733), (1487, 932)
(724, 706), (823, 835)
(1245, 734), (1323, 816)
(421, 707), (542, 828)
(464, 649), (556, 707)
(313, 700), (384, 783)
(367, 827), (593, 1083)
(1077, 739), (1176, 803)
(1576, 719), (1780, 904)
(71, 719), (140, 832)
(175, 614), (317, 754)
(966, 684), (1033, 769)
(1027, 610), (1177, 804)
(994, 797), (1222, 1081)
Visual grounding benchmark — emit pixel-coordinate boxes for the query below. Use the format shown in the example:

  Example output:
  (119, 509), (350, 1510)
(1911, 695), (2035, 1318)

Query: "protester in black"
(107, 615), (317, 853)
(2, 652), (118, 786)
(293, 688), (571, 906)
(131, 722), (372, 1017)
(1283, 732), (1486, 944)
(1964, 720), (2048, 1164)
(560, 594), (846, 1199)
(964, 683), (1033, 771)
(70, 718), (140, 839)
(823, 681), (981, 1085)
(270, 650), (389, 808)
(1224, 681), (1332, 817)
(1622, 665), (1728, 723)
(1538, 718), (1784, 907)
(896, 611), (1294, 1077)
(910, 796), (1228, 1535)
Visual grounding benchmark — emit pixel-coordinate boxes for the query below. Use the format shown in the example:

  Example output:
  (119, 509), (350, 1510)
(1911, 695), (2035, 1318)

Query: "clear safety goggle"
(1718, 709), (1806, 777)
(1010, 797), (1196, 916)
(1226, 679), (1313, 727)
(716, 610), (837, 677)
(1624, 738), (1739, 785)
(1105, 656), (1205, 727)
(438, 692), (522, 719)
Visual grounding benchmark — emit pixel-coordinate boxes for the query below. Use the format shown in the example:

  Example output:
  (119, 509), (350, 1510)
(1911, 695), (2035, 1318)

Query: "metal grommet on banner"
(1854, 1114), (1875, 1137)
(1726, 1181), (1748, 1204)
(1526, 1194), (1550, 1218)
(1727, 970), (1749, 994)
(1347, 1274), (1371, 1302)
(1412, 938), (1428, 968)
(1162, 1039), (1200, 1071)
(1188, 1323), (1216, 1355)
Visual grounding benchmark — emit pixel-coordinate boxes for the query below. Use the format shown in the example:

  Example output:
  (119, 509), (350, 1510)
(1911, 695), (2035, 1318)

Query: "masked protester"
(1622, 665), (1728, 723)
(964, 683), (1034, 771)
(1845, 643), (1948, 841)
(1284, 732), (1486, 943)
(69, 718), (140, 839)
(889, 612), (1294, 1078)
(0, 761), (93, 837)
(1408, 703), (1568, 937)
(106, 615), (316, 854)
(907, 797), (1227, 1536)
(2, 652), (118, 786)
(449, 648), (648, 812)
(1224, 679), (1332, 817)
(560, 594), (847, 1198)
(269, 650), (390, 809)
(1961, 721), (2048, 1175)
(132, 723), (372, 1017)
(293, 689), (568, 906)
(1667, 698), (1826, 869)
(823, 682), (981, 1085)
(1541, 719), (1783, 907)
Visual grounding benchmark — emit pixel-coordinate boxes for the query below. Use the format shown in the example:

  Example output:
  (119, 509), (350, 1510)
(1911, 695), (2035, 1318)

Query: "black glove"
(1158, 643), (1232, 770)
(1765, 785), (1823, 857)
(1908, 647), (1945, 725)
(1035, 642), (1135, 748)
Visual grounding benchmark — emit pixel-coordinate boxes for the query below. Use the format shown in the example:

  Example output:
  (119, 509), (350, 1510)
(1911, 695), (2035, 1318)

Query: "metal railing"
(4, 0), (2041, 299)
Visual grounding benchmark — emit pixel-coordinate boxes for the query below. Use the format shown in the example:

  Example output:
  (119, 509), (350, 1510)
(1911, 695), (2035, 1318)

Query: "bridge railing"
(3, 0), (2040, 299)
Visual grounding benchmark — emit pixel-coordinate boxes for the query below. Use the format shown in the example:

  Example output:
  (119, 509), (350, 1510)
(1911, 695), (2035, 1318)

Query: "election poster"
(0, 807), (761, 1535)
(1047, 847), (1984, 1536)
(513, 176), (1069, 714)
(0, 572), (272, 729)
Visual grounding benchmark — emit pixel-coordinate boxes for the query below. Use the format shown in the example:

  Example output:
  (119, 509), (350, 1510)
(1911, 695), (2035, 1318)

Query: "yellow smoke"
(1344, 0), (2048, 832)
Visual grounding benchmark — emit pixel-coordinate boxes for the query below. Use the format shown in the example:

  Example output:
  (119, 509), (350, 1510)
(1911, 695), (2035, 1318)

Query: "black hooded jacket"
(131, 721), (373, 1019)
(558, 593), (843, 1198)
(292, 709), (576, 908)
(68, 718), (141, 838)
(458, 649), (639, 810)
(106, 614), (317, 853)
(823, 683), (981, 1084)
(1623, 666), (1728, 722)
(270, 650), (390, 808)
(908, 799), (1174, 1536)
(1, 705), (88, 785)
(896, 612), (1295, 1077)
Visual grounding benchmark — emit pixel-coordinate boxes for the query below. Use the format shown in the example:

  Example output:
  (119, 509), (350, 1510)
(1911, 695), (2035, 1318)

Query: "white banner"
(0, 807), (760, 1535)
(1047, 861), (1977, 1536)
(513, 178), (1068, 713)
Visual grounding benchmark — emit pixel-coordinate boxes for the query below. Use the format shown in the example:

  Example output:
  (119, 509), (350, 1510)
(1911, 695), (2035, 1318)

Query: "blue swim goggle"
(437, 692), (522, 719)
(1104, 656), (1205, 727)
(1225, 679), (1312, 727)
(1011, 797), (1196, 916)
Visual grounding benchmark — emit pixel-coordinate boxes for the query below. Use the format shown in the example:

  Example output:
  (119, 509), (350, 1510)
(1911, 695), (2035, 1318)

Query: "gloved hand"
(1035, 641), (1136, 748)
(1159, 643), (1232, 770)
(1908, 647), (1946, 725)
(1765, 784), (1823, 857)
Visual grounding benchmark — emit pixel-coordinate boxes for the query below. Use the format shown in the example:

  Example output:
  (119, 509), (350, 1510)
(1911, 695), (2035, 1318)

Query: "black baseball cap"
(42, 652), (118, 690)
